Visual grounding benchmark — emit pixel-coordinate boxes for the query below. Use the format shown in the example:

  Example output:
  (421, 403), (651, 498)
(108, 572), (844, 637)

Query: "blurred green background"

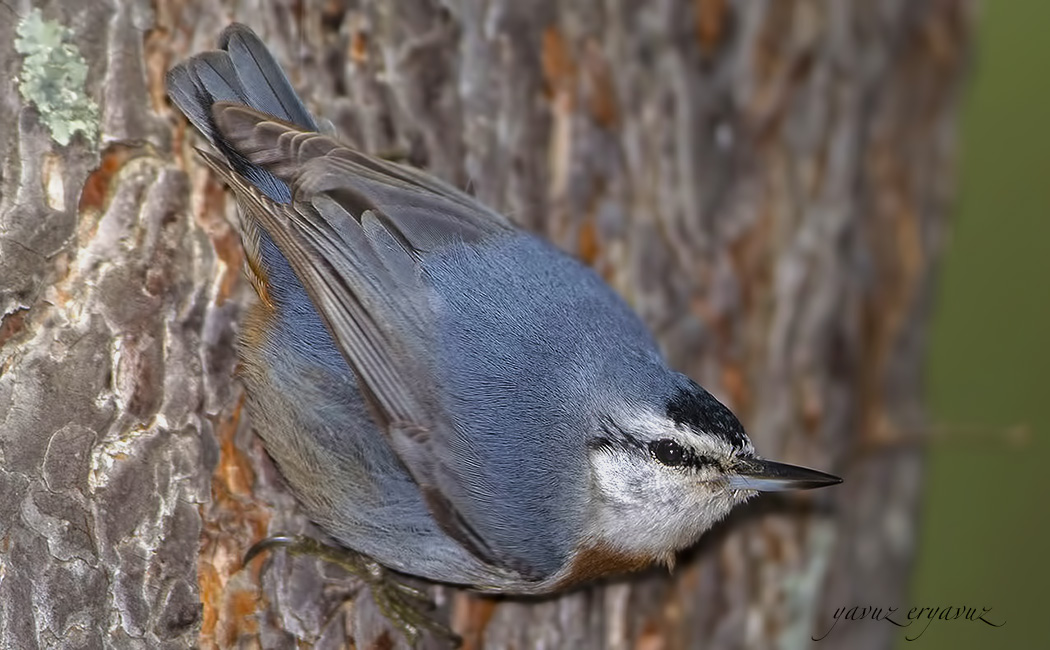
(902, 2), (1050, 649)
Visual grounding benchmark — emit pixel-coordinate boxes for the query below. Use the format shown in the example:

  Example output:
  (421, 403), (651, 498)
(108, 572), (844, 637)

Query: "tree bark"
(0, 0), (971, 648)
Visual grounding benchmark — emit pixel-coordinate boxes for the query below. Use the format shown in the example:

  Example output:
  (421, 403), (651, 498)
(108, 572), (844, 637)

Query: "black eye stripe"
(649, 439), (719, 470)
(594, 419), (720, 470)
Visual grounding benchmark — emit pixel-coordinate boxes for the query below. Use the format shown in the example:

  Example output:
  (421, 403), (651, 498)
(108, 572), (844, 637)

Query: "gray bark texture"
(0, 0), (972, 648)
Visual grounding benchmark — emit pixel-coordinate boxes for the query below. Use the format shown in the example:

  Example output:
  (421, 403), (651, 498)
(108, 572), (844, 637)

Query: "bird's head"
(582, 375), (841, 563)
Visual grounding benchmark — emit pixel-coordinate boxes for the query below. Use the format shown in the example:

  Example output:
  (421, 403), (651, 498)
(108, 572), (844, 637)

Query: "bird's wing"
(206, 103), (515, 565)
(166, 24), (320, 302)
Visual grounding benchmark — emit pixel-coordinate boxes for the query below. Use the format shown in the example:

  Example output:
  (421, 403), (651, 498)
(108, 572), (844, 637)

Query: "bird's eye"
(650, 439), (687, 466)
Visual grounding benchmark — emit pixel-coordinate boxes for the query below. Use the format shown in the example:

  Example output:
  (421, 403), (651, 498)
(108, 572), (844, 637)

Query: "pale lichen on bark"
(14, 8), (100, 147)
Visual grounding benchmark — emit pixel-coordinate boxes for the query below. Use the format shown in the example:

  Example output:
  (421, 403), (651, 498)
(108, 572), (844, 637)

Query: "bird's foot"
(245, 535), (461, 647)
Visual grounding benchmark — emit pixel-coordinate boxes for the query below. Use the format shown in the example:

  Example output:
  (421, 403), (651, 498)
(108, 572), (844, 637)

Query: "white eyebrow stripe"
(613, 408), (749, 458)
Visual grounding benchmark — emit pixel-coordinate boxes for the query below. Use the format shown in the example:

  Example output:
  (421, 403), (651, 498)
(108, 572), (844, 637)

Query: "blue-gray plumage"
(167, 24), (841, 597)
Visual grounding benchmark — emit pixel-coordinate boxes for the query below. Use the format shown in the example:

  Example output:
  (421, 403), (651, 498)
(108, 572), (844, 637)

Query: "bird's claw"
(245, 535), (461, 647)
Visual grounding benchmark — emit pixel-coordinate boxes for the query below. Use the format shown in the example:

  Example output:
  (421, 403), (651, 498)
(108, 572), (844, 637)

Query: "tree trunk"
(0, 0), (971, 648)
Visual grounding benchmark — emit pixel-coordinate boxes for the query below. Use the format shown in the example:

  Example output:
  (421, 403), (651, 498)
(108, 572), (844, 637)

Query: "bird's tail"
(166, 24), (317, 204)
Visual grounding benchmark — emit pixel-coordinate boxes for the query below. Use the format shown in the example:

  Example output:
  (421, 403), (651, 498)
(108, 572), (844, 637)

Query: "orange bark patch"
(798, 376), (823, 435)
(541, 27), (577, 100)
(452, 592), (498, 650)
(577, 216), (600, 267)
(215, 399), (257, 499)
(582, 41), (619, 128)
(198, 397), (273, 647)
(694, 0), (728, 57)
(350, 27), (369, 63)
(637, 618), (668, 650)
(0, 308), (28, 349)
(721, 362), (750, 415)
(78, 144), (135, 215)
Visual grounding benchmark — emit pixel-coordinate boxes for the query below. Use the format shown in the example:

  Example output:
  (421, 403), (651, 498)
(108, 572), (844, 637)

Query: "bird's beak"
(726, 457), (842, 492)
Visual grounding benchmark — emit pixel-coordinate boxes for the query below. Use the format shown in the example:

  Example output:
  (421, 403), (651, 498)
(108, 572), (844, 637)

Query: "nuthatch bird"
(168, 23), (841, 635)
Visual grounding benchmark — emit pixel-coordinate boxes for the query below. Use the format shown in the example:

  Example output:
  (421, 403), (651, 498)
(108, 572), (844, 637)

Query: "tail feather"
(166, 24), (317, 203)
(220, 25), (318, 132)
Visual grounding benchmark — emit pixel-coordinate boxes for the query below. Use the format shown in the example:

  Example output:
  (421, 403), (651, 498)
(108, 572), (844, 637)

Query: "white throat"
(584, 452), (749, 560)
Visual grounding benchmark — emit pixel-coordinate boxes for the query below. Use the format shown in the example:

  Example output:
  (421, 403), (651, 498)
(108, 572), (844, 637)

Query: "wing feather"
(177, 40), (532, 572)
(200, 106), (525, 571)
